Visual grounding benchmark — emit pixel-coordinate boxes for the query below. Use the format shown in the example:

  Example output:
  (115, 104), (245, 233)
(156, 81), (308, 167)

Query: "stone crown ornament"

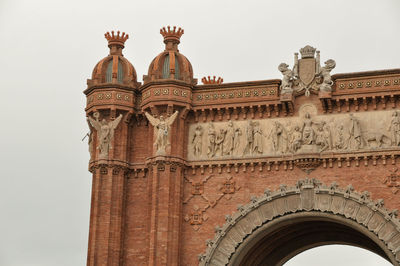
(104, 31), (129, 48)
(202, 76), (224, 85)
(160, 26), (184, 44)
(300, 45), (317, 58)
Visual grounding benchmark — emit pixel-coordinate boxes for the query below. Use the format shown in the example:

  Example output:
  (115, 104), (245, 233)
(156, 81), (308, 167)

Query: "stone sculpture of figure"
(145, 111), (179, 155)
(335, 124), (346, 150)
(253, 121), (263, 154)
(269, 121), (288, 153)
(88, 112), (123, 159)
(289, 126), (302, 152)
(207, 122), (217, 157)
(388, 111), (400, 146)
(301, 112), (315, 145)
(323, 123), (333, 150)
(215, 129), (227, 156)
(315, 125), (329, 152)
(317, 59), (336, 92)
(223, 120), (235, 155)
(243, 120), (254, 155)
(192, 125), (203, 157)
(278, 63), (295, 94)
(348, 114), (363, 150)
(234, 127), (242, 154)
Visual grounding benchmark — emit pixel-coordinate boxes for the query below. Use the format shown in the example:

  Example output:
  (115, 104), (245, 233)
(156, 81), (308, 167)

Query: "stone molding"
(198, 178), (400, 265)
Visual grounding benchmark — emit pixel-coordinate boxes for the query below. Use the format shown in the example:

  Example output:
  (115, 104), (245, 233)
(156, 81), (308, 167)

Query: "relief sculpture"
(187, 108), (399, 161)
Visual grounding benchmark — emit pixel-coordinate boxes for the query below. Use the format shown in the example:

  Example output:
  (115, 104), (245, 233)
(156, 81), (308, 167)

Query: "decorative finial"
(299, 45), (316, 58)
(104, 30), (129, 48)
(201, 76), (223, 85)
(160, 26), (184, 44)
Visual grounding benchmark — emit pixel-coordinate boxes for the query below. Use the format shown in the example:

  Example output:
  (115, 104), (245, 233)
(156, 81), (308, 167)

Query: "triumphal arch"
(84, 27), (400, 265)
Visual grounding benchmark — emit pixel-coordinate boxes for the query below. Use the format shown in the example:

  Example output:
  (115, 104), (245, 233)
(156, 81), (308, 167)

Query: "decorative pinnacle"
(104, 31), (129, 48)
(202, 76), (223, 85)
(160, 26), (184, 44)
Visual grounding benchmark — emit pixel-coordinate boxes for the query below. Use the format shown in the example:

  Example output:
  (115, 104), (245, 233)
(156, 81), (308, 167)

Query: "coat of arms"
(278, 45), (336, 97)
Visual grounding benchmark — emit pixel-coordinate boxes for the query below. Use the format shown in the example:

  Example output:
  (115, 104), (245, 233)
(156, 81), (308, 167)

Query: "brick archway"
(199, 179), (400, 265)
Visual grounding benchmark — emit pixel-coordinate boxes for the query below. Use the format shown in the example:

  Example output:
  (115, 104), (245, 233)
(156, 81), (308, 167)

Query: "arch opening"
(284, 245), (392, 266)
(231, 212), (393, 266)
(199, 179), (400, 266)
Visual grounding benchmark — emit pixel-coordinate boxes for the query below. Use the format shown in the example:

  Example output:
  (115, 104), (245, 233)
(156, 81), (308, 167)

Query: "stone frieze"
(187, 106), (400, 161)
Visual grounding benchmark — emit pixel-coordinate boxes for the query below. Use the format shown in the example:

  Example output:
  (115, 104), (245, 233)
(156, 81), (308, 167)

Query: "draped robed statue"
(87, 112), (123, 159)
(145, 111), (179, 155)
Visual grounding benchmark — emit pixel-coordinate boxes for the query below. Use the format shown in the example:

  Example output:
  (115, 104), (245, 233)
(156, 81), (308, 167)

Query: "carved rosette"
(199, 178), (400, 265)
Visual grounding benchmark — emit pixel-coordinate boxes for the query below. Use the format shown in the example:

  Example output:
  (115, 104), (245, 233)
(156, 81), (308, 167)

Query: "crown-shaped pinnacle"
(202, 76), (224, 85)
(160, 26), (184, 44)
(104, 30), (129, 48)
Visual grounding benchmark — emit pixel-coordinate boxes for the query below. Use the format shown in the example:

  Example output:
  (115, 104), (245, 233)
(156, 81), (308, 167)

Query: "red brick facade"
(84, 28), (400, 265)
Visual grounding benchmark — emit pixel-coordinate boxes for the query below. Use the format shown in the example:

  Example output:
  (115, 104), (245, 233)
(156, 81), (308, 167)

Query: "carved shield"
(298, 58), (316, 86)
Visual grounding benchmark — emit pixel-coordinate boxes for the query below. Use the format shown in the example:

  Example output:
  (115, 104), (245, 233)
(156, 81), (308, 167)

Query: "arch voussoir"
(199, 178), (400, 266)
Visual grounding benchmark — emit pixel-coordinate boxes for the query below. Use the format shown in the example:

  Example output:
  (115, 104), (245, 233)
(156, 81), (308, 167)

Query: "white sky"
(0, 0), (398, 265)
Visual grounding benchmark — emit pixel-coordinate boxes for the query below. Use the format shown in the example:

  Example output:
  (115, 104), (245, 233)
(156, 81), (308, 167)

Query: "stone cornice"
(333, 68), (400, 80)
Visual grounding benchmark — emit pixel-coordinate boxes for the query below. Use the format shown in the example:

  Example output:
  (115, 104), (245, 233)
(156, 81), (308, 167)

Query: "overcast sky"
(0, 0), (398, 265)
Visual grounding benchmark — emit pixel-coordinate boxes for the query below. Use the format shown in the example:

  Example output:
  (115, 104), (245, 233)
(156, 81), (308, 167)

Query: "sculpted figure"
(347, 114), (363, 150)
(145, 111), (179, 155)
(253, 121), (263, 154)
(88, 112), (123, 159)
(335, 124), (346, 150)
(278, 63), (295, 94)
(234, 127), (242, 154)
(315, 125), (329, 152)
(207, 122), (217, 157)
(269, 121), (288, 153)
(223, 120), (235, 155)
(289, 126), (302, 152)
(317, 59), (336, 92)
(215, 129), (227, 156)
(301, 112), (315, 145)
(243, 120), (254, 155)
(192, 125), (203, 157)
(388, 111), (400, 146)
(323, 123), (333, 150)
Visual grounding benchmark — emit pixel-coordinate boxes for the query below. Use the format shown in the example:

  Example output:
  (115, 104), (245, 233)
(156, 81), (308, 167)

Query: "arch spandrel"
(199, 179), (400, 266)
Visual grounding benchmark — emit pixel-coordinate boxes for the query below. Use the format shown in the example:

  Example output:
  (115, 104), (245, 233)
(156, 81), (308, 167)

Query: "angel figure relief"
(145, 111), (179, 155)
(87, 112), (123, 159)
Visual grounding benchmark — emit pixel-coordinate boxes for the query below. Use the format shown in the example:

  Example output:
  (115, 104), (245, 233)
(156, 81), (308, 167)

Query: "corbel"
(258, 105), (264, 118)
(241, 106), (248, 119)
(355, 157), (360, 167)
(232, 107), (239, 120)
(274, 104), (280, 117)
(372, 96), (377, 110)
(209, 108), (215, 121)
(362, 97), (368, 111)
(336, 99), (341, 113)
(382, 155), (387, 165)
(201, 109), (207, 122)
(226, 107), (232, 120)
(180, 106), (190, 119)
(354, 97), (359, 111)
(363, 156), (369, 166)
(217, 108), (223, 121)
(249, 106), (255, 119)
(266, 105), (271, 118)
